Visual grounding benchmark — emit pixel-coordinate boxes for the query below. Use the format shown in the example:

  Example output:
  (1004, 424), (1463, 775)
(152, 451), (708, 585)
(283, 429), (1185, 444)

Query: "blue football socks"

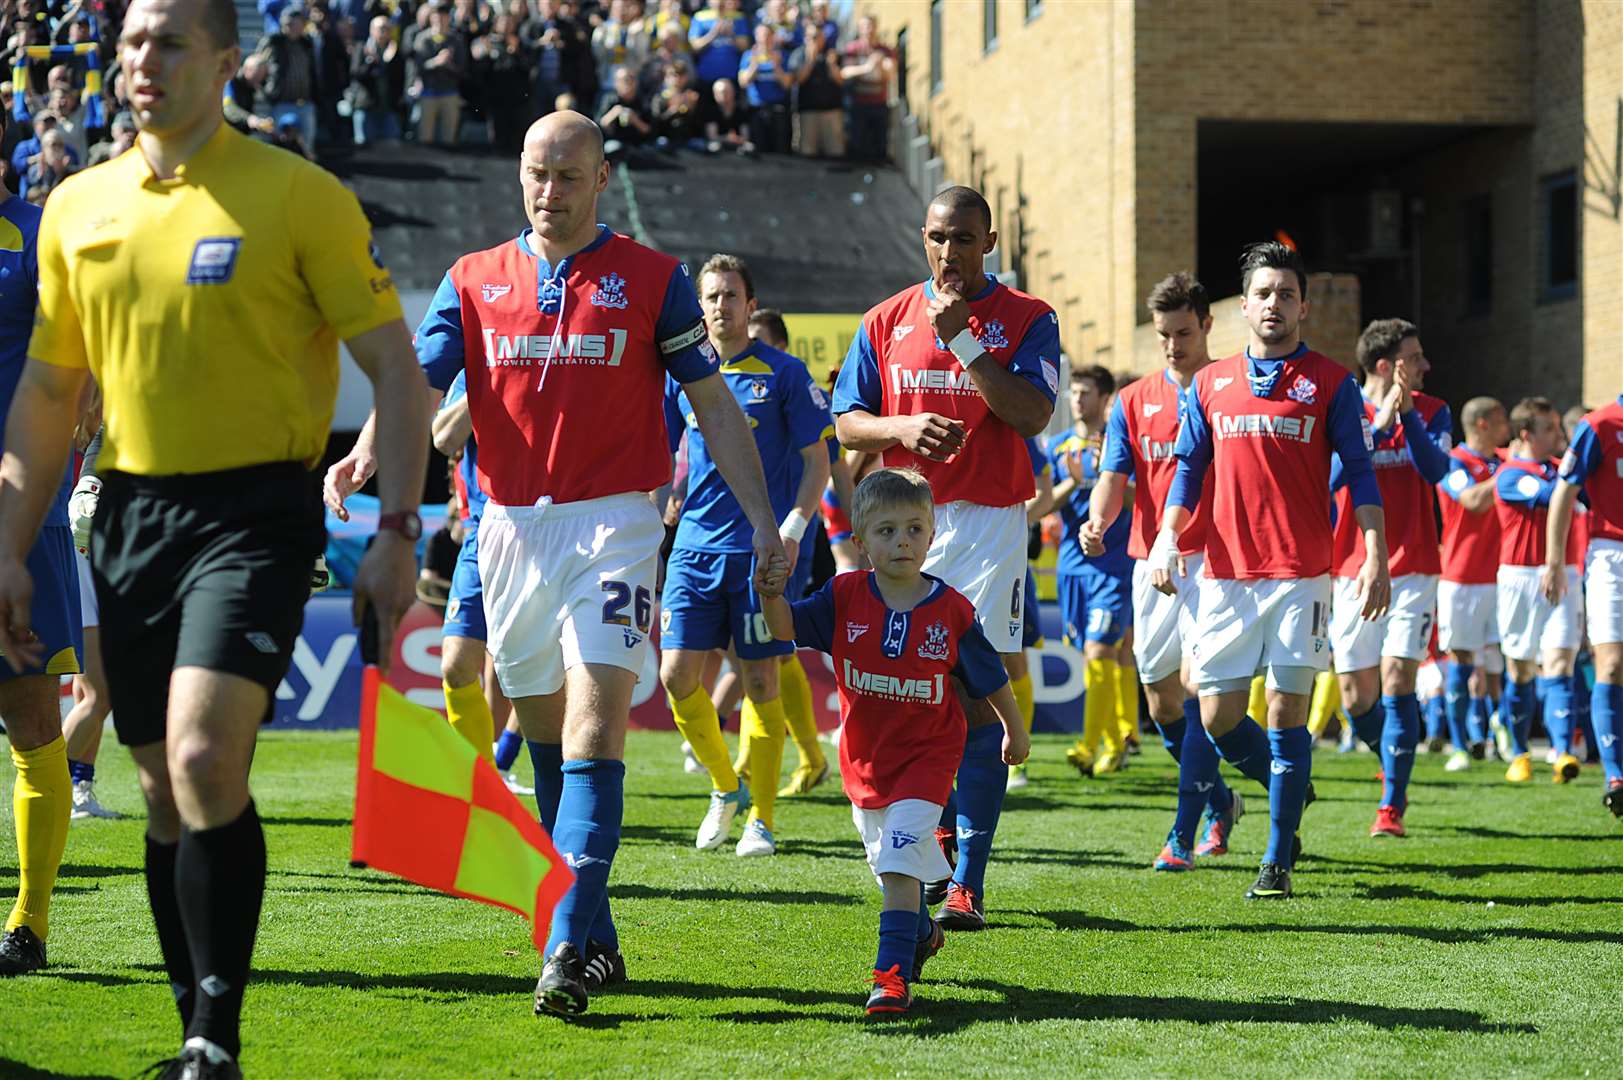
(1445, 661), (1474, 751)
(1210, 714), (1272, 789)
(527, 741), (565, 835)
(950, 724), (1007, 897)
(1264, 726), (1312, 869)
(544, 760), (624, 956)
(1505, 680), (1535, 757)
(1593, 682), (1623, 784)
(1379, 694), (1420, 811)
(1538, 674), (1575, 755)
(876, 909), (916, 976)
(494, 729), (524, 771)
(1349, 702), (1383, 753)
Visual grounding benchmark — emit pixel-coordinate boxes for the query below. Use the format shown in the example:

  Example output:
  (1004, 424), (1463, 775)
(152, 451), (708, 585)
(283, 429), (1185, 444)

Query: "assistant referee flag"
(351, 668), (573, 952)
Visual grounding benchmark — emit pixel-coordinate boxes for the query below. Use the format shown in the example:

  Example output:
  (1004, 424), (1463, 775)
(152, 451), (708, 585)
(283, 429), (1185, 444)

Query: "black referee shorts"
(91, 463), (326, 747)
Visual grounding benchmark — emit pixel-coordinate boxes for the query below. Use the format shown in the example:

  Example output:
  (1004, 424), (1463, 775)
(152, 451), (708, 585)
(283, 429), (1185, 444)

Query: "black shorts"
(91, 463), (325, 747)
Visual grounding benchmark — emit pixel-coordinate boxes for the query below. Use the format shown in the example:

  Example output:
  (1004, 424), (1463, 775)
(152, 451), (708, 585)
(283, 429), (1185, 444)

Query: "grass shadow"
(1431, 824), (1621, 843)
(613, 883), (860, 906)
(253, 967), (535, 997)
(0, 1058), (119, 1080)
(1354, 882), (1623, 907)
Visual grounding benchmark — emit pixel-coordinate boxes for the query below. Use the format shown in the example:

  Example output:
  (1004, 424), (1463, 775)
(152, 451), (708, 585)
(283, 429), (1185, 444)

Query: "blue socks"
(1349, 703), (1383, 752)
(1423, 690), (1446, 745)
(1156, 715), (1186, 758)
(937, 788), (957, 831)
(1593, 682), (1623, 784)
(1264, 727), (1312, 869)
(1171, 701), (1229, 846)
(1445, 661), (1474, 751)
(876, 909), (916, 976)
(1210, 714), (1272, 789)
(1505, 680), (1535, 756)
(527, 741), (565, 835)
(544, 759), (624, 956)
(950, 724), (1007, 897)
(916, 884), (934, 940)
(68, 759), (94, 783)
(1379, 694), (1420, 811)
(1538, 675), (1575, 755)
(494, 729), (524, 771)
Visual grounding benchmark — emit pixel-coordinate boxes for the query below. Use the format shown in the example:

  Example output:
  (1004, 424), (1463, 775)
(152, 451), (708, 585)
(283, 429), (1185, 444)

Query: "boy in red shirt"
(762, 468), (1027, 1016)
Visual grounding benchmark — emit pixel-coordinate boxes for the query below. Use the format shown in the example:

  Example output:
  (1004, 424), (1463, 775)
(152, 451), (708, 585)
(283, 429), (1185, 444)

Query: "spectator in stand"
(349, 13), (405, 144)
(652, 0), (689, 45)
(591, 0), (645, 113)
(806, 0), (837, 48)
(46, 64), (75, 95)
(639, 23), (689, 102)
(705, 75), (751, 155)
(412, 3), (467, 146)
(451, 0), (491, 39)
(8, 110), (77, 181)
(259, 4), (320, 155)
(841, 13), (894, 163)
(45, 85), (86, 161)
(224, 53), (277, 138)
(689, 0), (749, 99)
(791, 15), (841, 158)
(0, 84), (23, 175)
(309, 5), (354, 146)
(739, 22), (790, 153)
(85, 108), (135, 166)
(524, 0), (582, 119)
(20, 126), (73, 203)
(472, 13), (532, 151)
(652, 58), (703, 148)
(757, 0), (799, 57)
(598, 63), (653, 150)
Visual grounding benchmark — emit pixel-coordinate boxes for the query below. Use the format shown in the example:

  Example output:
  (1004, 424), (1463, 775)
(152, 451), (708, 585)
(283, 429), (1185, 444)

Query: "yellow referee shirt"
(28, 123), (403, 476)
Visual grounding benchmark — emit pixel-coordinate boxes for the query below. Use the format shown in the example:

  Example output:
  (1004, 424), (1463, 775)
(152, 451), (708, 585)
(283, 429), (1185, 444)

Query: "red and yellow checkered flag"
(351, 667), (572, 953)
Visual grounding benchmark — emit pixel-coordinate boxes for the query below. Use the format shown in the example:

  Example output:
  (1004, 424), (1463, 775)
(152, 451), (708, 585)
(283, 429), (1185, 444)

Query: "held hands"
(323, 446), (378, 522)
(1078, 518), (1105, 558)
(926, 285), (972, 345)
(897, 412), (966, 462)
(752, 526), (790, 598)
(1003, 724), (1030, 767)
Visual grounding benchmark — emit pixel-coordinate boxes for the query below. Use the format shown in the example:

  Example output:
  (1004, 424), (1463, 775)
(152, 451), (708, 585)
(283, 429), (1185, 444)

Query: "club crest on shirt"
(1285, 375), (1317, 405)
(978, 319), (1009, 350)
(846, 621), (869, 643)
(749, 379), (770, 401)
(185, 237), (241, 285)
(481, 283), (511, 302)
(592, 272), (630, 309)
(917, 621), (950, 661)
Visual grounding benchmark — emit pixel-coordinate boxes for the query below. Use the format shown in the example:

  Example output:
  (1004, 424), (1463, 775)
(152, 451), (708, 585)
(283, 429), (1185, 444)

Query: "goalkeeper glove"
(69, 475), (101, 555)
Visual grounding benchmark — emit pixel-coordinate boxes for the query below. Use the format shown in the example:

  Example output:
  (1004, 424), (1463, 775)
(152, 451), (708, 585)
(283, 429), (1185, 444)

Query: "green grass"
(3, 729), (1621, 1078)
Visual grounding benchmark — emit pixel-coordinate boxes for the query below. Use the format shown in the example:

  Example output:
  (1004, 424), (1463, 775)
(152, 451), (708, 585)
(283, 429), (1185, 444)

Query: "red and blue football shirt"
(416, 226), (718, 506)
(1101, 368), (1209, 559)
(832, 278), (1059, 508)
(788, 572), (1008, 808)
(1170, 345), (1379, 580)
(1438, 444), (1502, 585)
(1496, 455), (1586, 567)
(1559, 396), (1623, 545)
(1331, 391), (1452, 578)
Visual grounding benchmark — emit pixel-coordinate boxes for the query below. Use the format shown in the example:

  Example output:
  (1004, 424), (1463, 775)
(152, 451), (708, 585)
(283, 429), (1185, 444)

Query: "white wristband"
(781, 509), (810, 542)
(947, 328), (982, 368)
(1148, 528), (1180, 572)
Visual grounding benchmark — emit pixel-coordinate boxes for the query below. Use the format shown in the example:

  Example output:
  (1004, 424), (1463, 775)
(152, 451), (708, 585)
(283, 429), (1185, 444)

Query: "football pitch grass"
(3, 730), (1621, 1078)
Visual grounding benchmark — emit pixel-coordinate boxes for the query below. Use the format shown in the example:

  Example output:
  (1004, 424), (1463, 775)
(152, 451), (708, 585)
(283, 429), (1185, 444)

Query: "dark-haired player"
(1155, 242), (1389, 900)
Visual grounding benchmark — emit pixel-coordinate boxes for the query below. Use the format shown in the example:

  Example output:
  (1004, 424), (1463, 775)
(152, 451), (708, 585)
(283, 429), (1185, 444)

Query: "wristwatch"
(378, 510), (423, 541)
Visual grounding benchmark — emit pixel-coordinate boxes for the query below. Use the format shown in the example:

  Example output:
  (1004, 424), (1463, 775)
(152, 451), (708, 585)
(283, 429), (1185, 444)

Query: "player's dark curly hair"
(1238, 241), (1308, 299)
(749, 307), (789, 348)
(1070, 363), (1115, 396)
(1355, 318), (1419, 374)
(1146, 271), (1209, 322)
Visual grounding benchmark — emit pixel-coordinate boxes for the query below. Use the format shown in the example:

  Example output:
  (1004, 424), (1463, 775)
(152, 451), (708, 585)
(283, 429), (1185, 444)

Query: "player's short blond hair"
(851, 467), (934, 539)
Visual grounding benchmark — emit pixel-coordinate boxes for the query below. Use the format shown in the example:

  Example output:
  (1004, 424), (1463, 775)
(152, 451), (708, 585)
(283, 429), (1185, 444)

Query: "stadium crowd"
(220, 0), (894, 158)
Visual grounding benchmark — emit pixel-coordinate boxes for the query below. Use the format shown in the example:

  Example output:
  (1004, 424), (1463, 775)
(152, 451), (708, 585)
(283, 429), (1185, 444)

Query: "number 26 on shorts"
(601, 580), (653, 632)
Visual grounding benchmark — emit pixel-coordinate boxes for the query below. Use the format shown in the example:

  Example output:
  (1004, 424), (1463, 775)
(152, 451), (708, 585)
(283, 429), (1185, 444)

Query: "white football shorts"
(1330, 573), (1438, 671)
(921, 500), (1027, 654)
(1189, 574), (1332, 694)
(1132, 553), (1203, 684)
(852, 798), (953, 884)
(1496, 564), (1582, 662)
(1585, 540), (1623, 646)
(477, 493), (664, 698)
(1437, 579), (1499, 655)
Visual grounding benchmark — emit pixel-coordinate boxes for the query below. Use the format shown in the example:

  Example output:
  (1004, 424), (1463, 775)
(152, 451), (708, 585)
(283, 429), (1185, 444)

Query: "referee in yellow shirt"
(0, 0), (430, 1073)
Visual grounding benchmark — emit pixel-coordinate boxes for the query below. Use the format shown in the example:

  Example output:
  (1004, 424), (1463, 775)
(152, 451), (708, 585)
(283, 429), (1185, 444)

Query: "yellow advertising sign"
(781, 313), (863, 388)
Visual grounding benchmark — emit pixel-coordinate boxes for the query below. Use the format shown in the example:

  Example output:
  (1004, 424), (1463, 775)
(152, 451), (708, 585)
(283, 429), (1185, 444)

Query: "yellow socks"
(777, 655), (826, 771)
(1010, 670), (1035, 734)
(1116, 661), (1140, 746)
(670, 684), (739, 792)
(1083, 658), (1123, 757)
(1308, 669), (1342, 739)
(443, 679), (496, 766)
(8, 736), (70, 939)
(741, 696), (788, 830)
